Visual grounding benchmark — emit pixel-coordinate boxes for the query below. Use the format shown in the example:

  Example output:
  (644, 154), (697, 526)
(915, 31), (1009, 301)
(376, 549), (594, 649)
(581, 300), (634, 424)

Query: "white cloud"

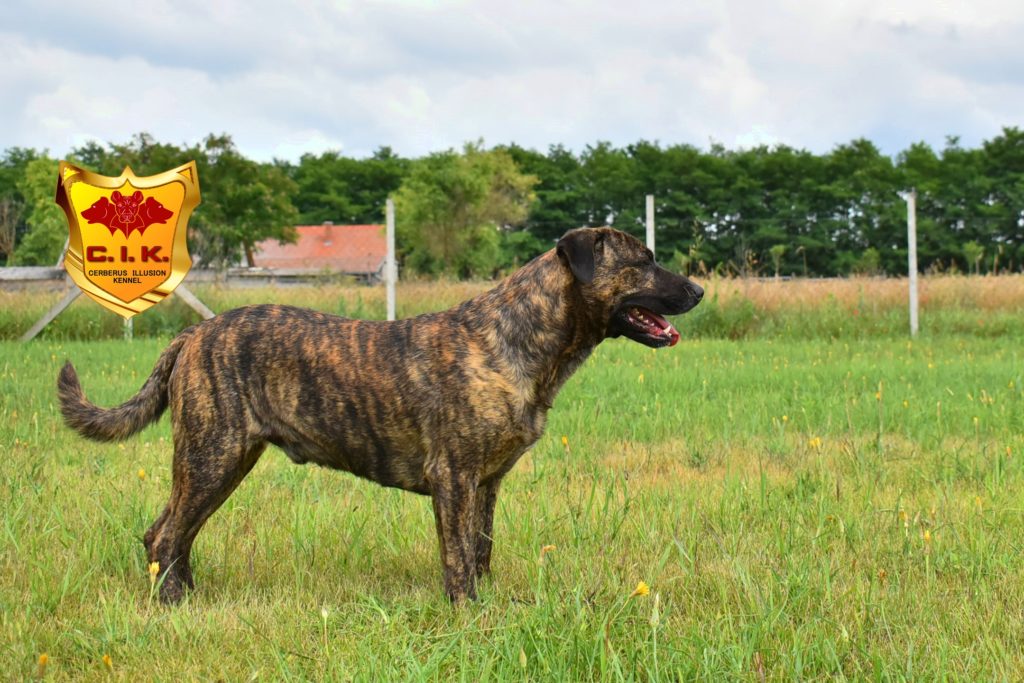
(1, 0), (1022, 161)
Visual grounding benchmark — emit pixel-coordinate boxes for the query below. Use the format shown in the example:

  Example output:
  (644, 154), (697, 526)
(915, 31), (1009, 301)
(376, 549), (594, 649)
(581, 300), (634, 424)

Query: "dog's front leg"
(474, 481), (499, 577)
(426, 464), (479, 603)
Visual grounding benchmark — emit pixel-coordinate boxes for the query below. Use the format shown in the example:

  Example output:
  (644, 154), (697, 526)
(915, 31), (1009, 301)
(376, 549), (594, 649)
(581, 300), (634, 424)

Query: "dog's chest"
(473, 404), (547, 481)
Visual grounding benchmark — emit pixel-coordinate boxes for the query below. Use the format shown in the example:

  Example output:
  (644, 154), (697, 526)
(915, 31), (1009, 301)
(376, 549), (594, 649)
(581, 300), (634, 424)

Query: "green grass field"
(2, 282), (1023, 680)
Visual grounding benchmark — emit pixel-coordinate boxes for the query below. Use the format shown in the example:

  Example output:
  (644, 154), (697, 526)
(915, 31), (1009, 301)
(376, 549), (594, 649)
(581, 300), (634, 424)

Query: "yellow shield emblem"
(55, 161), (200, 318)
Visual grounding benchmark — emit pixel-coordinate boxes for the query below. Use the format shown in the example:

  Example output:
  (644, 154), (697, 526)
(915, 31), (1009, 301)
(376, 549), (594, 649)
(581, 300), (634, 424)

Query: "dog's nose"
(690, 283), (704, 301)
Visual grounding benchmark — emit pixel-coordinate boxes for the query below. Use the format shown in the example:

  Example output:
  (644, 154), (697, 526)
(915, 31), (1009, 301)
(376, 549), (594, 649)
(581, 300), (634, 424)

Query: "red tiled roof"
(253, 224), (386, 274)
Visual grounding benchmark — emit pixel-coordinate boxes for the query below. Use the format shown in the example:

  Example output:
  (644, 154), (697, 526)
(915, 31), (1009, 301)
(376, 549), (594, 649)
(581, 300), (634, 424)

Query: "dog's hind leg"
(145, 429), (265, 604)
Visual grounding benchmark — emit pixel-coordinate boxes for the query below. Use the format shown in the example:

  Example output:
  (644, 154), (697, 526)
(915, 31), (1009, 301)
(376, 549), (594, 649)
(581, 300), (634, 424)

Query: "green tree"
(821, 139), (902, 274)
(190, 135), (299, 269)
(896, 139), (985, 273)
(629, 141), (710, 264)
(980, 127), (1024, 270)
(666, 248), (691, 275)
(500, 229), (547, 270)
(853, 247), (882, 275)
(0, 147), (41, 264)
(502, 143), (586, 246)
(579, 141), (639, 231)
(9, 156), (66, 266)
(394, 143), (537, 278)
(66, 133), (299, 270)
(288, 146), (409, 225)
(963, 240), (985, 274)
(71, 132), (193, 177)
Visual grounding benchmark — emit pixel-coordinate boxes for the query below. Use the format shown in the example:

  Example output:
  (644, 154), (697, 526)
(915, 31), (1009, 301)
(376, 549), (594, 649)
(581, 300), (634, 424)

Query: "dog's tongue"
(632, 306), (680, 346)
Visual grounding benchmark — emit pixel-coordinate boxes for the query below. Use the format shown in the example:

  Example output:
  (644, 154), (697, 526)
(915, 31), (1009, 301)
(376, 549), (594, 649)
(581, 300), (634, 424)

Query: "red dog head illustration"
(82, 190), (174, 237)
(111, 190), (144, 225)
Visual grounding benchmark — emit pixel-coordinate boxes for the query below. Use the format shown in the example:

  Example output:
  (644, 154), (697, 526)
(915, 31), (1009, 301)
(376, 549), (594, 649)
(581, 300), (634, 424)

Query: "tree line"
(1, 128), (1021, 277)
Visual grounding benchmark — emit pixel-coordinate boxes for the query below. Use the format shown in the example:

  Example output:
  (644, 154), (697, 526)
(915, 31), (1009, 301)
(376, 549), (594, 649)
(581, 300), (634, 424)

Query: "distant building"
(252, 222), (387, 282)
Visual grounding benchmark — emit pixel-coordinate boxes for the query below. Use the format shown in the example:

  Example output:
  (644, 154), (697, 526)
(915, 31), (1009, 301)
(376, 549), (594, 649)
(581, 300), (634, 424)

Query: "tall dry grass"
(1, 274), (1022, 340)
(706, 274), (1024, 313)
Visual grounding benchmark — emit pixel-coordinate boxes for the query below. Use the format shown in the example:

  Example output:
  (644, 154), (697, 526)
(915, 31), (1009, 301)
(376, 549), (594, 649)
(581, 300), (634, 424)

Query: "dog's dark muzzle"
(608, 277), (704, 348)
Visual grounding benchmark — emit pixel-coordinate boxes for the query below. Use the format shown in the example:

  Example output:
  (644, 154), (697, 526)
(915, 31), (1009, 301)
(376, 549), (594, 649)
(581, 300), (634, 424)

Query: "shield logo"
(56, 161), (200, 318)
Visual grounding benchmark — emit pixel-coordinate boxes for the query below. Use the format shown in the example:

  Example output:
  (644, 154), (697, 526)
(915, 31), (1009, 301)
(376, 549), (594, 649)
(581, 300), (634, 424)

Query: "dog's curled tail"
(57, 328), (194, 442)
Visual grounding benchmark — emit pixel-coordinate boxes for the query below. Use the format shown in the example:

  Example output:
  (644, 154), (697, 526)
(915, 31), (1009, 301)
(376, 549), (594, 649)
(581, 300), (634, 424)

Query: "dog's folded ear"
(557, 229), (603, 284)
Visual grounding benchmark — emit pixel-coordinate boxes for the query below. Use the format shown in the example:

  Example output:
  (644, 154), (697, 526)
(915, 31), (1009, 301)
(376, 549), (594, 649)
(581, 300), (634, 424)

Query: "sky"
(3, 0), (1022, 162)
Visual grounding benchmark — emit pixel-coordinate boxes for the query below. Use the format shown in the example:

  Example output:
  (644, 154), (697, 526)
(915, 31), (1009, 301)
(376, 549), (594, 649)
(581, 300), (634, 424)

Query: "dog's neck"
(460, 250), (604, 409)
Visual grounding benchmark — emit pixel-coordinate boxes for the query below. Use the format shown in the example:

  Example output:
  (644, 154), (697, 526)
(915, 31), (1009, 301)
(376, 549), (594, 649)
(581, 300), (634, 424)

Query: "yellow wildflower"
(638, 373), (644, 384)
(149, 561), (160, 586)
(137, 468), (146, 481)
(782, 415), (788, 423)
(808, 436), (822, 450)
(37, 654), (48, 678)
(630, 581), (650, 598)
(102, 654), (113, 670)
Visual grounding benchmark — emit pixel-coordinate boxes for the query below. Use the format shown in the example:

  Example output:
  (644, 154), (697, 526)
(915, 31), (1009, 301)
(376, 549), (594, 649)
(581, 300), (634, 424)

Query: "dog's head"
(111, 190), (144, 223)
(557, 227), (703, 348)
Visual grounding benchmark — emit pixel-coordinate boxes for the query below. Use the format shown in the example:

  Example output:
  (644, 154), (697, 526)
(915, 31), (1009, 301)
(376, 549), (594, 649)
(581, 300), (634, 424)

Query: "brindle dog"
(58, 227), (703, 604)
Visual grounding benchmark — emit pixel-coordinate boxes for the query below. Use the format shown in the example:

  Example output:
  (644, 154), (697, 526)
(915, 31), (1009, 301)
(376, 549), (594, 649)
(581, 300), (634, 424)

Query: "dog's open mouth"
(621, 305), (680, 347)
